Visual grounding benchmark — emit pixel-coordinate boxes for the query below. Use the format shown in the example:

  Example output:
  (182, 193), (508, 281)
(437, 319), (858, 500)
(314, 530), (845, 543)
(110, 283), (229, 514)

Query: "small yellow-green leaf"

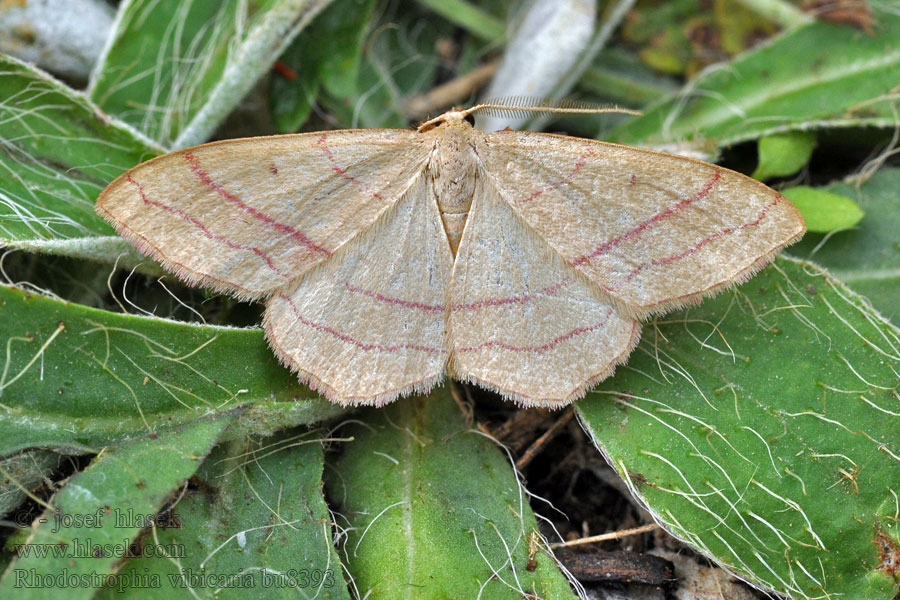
(789, 168), (899, 320)
(782, 185), (864, 232)
(752, 130), (816, 180)
(638, 25), (692, 75)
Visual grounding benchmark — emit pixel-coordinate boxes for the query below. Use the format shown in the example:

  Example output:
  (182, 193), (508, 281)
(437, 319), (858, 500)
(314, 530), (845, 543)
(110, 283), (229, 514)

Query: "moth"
(96, 104), (805, 407)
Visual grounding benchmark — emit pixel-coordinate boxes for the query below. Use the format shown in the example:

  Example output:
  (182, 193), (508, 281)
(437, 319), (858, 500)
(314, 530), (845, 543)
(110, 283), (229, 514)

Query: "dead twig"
(403, 61), (499, 120)
(515, 408), (575, 470)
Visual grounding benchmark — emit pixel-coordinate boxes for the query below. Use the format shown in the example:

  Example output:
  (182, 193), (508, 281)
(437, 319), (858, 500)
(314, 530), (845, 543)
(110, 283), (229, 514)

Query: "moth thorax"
(430, 124), (479, 256)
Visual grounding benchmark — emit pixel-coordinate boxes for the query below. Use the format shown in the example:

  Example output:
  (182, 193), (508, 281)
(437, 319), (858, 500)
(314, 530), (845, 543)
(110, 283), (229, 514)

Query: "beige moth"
(96, 104), (805, 407)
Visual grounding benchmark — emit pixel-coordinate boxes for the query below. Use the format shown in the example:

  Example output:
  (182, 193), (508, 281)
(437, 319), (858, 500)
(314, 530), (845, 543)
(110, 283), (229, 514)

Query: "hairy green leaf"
(96, 431), (350, 599)
(608, 7), (900, 148)
(0, 416), (234, 599)
(0, 284), (344, 455)
(0, 54), (159, 259)
(325, 392), (578, 599)
(89, 0), (333, 148)
(578, 257), (900, 600)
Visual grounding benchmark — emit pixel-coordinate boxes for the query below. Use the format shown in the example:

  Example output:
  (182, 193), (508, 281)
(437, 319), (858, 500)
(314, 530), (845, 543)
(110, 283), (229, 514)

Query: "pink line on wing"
(339, 279), (445, 312)
(316, 133), (383, 201)
(455, 309), (612, 354)
(519, 148), (594, 205)
(619, 198), (780, 285)
(450, 278), (573, 311)
(182, 152), (331, 257)
(280, 294), (446, 355)
(573, 170), (723, 266)
(127, 175), (290, 279)
(335, 278), (575, 313)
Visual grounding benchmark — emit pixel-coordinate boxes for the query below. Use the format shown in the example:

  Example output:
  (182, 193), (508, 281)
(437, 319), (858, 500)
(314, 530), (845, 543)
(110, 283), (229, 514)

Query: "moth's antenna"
(465, 97), (642, 120)
(416, 98), (642, 132)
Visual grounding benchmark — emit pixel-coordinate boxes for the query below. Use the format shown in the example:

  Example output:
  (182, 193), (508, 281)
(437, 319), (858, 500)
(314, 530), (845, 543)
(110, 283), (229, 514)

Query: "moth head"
(417, 109), (476, 133)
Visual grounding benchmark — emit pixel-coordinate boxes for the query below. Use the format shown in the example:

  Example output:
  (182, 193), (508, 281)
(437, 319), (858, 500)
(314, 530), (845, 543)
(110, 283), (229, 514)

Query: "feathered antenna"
(467, 97), (642, 119)
(416, 98), (641, 132)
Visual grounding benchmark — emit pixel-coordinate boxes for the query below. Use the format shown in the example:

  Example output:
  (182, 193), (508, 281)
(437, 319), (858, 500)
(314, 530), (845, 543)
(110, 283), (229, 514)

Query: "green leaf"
(579, 49), (679, 107)
(271, 71), (319, 134)
(271, 0), (376, 132)
(608, 6), (900, 148)
(0, 416), (234, 599)
(638, 24), (692, 75)
(0, 284), (345, 455)
(0, 54), (160, 259)
(782, 185), (864, 232)
(88, 0), (334, 148)
(621, 0), (700, 46)
(96, 431), (350, 599)
(414, 0), (505, 41)
(577, 257), (900, 600)
(752, 131), (816, 180)
(325, 391), (577, 599)
(788, 168), (900, 321)
(318, 9), (453, 129)
(316, 0), (375, 98)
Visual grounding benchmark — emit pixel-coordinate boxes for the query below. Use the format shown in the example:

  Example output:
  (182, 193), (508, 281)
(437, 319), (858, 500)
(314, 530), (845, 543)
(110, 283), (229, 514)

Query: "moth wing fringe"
(262, 310), (447, 407)
(614, 232), (805, 321)
(96, 207), (281, 302)
(447, 320), (642, 409)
